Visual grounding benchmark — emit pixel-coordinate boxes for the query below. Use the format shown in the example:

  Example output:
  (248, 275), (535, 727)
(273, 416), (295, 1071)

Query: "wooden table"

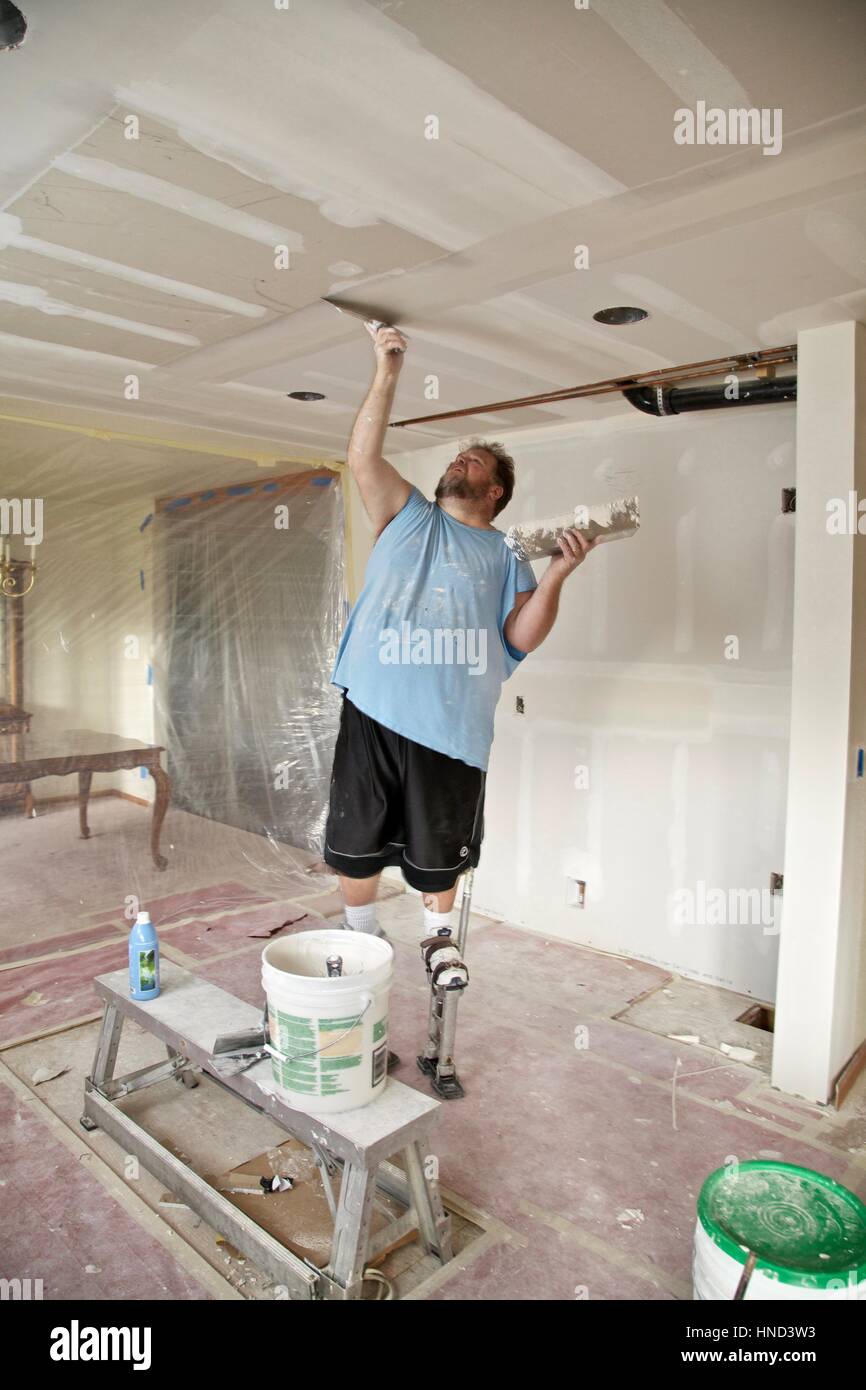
(0, 729), (171, 870)
(0, 702), (33, 813)
(0, 702), (32, 733)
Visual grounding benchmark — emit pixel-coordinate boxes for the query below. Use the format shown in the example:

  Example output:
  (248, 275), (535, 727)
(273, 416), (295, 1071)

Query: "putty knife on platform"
(213, 1004), (268, 1058)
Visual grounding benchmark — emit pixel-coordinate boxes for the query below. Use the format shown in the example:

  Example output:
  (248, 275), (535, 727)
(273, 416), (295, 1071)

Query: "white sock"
(345, 902), (379, 934)
(423, 906), (454, 939)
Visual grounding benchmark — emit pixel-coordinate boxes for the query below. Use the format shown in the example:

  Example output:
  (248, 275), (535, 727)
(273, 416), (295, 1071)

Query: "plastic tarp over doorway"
(152, 468), (345, 865)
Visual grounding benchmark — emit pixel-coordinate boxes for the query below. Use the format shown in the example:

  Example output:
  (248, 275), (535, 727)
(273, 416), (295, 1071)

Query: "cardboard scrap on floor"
(204, 1138), (409, 1270)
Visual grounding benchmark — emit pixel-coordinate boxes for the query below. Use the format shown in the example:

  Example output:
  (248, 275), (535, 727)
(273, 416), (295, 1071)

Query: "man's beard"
(434, 473), (488, 504)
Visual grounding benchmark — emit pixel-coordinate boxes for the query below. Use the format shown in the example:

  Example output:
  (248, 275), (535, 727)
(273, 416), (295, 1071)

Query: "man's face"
(434, 447), (500, 510)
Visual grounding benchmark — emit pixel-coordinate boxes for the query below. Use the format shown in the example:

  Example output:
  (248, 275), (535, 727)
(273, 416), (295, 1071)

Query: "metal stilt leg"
(417, 869), (472, 1100)
(456, 866), (474, 956)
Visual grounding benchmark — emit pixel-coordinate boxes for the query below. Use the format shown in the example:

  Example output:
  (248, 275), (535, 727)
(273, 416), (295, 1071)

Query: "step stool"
(82, 960), (453, 1300)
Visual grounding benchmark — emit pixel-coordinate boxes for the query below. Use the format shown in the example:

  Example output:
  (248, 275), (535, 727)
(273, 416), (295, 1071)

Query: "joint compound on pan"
(504, 496), (640, 562)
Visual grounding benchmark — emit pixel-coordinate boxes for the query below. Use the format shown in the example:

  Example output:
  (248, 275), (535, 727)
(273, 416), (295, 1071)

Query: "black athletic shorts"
(323, 696), (486, 893)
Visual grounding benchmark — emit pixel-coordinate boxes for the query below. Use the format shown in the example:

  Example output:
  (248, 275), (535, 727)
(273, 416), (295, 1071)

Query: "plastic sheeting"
(0, 426), (348, 934)
(152, 468), (345, 858)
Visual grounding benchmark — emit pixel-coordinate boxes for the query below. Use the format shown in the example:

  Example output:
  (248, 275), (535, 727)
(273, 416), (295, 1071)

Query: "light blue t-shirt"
(331, 487), (538, 770)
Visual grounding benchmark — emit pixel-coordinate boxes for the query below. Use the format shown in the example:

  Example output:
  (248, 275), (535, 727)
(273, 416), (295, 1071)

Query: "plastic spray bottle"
(129, 910), (160, 1000)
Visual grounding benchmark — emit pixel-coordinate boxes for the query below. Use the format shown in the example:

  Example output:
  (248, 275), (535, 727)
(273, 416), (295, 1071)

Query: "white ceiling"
(1, 0), (865, 479)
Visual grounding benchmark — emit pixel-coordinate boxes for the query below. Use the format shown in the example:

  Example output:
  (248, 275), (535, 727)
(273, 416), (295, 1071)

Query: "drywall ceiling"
(1, 0), (865, 478)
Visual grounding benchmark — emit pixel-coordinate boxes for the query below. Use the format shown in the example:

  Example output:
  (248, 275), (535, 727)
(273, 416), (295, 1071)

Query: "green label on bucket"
(274, 1013), (315, 1036)
(278, 1021), (316, 1038)
(267, 966), (391, 1101)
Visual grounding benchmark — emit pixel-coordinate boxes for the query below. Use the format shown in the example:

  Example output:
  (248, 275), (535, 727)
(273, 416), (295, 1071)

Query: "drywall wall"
(773, 320), (866, 1102)
(382, 404), (796, 999)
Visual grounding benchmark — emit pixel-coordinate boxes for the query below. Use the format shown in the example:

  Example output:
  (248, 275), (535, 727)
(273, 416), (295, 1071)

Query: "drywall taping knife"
(320, 295), (408, 351)
(212, 1003), (268, 1057)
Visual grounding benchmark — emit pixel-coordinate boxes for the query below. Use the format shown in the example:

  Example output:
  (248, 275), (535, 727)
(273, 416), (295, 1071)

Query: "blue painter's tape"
(263, 482), (279, 491)
(858, 748), (864, 778)
(165, 496), (192, 511)
(139, 766), (147, 779)
(200, 490), (216, 502)
(139, 513), (154, 532)
(311, 477), (332, 486)
(146, 664), (153, 686)
(227, 485), (254, 496)
(139, 570), (145, 591)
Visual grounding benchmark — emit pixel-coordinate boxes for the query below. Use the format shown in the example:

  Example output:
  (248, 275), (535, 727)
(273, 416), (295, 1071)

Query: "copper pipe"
(390, 345), (797, 428)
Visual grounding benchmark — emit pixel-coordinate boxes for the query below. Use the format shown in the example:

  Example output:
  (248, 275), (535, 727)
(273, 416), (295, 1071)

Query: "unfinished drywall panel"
(5, 0), (863, 455)
(388, 404), (795, 999)
(773, 320), (866, 1103)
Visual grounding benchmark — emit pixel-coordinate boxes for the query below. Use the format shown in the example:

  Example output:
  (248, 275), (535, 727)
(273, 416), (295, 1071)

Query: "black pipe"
(623, 375), (796, 416)
(0, 2), (27, 51)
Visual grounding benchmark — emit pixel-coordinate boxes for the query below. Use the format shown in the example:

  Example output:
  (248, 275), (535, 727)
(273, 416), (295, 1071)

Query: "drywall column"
(772, 320), (866, 1103)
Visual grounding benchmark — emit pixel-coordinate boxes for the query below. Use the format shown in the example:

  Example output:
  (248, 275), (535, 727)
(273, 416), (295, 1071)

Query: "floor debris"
(31, 1064), (69, 1084)
(617, 1208), (645, 1227)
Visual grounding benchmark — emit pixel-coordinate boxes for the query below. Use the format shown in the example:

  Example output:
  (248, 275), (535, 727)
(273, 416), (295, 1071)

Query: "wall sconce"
(1, 542), (37, 598)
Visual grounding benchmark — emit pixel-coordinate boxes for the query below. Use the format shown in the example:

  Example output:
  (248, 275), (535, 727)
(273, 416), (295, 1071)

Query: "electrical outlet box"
(567, 877), (586, 908)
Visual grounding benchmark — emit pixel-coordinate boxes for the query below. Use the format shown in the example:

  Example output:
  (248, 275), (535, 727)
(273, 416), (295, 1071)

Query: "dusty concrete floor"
(2, 801), (865, 1301)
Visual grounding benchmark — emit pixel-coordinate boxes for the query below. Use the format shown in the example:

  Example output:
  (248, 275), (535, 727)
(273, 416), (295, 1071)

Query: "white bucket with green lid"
(693, 1160), (866, 1299)
(261, 930), (393, 1114)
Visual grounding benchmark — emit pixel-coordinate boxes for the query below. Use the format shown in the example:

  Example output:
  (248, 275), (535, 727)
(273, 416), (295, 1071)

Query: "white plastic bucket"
(261, 930), (393, 1114)
(693, 1220), (866, 1300)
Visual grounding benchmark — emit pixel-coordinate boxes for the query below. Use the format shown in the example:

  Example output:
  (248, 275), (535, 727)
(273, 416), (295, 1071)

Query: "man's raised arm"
(346, 325), (412, 537)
